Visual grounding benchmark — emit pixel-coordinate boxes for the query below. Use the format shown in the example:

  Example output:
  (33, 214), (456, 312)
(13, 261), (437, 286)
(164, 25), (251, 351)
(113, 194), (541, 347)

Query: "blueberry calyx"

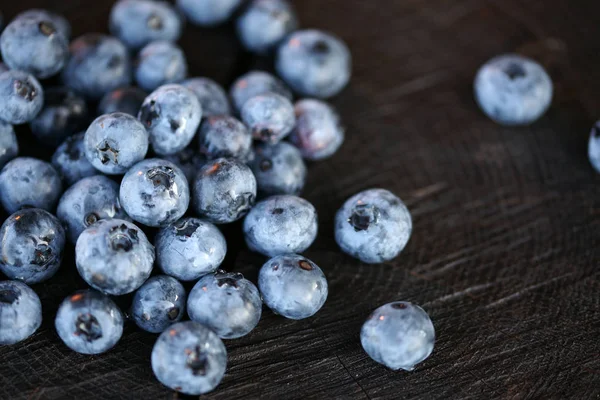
(312, 40), (330, 55)
(139, 100), (160, 128)
(391, 302), (407, 310)
(97, 140), (119, 165)
(38, 21), (56, 36)
(298, 260), (313, 271)
(504, 63), (526, 80)
(0, 289), (19, 304)
(14, 80), (37, 101)
(147, 13), (164, 30)
(174, 219), (199, 238)
(74, 313), (103, 342)
(108, 224), (139, 252)
(84, 212), (99, 227)
(259, 159), (273, 171)
(186, 346), (208, 376)
(32, 243), (53, 266)
(231, 192), (255, 218)
(146, 166), (175, 191)
(348, 204), (380, 232)
(167, 307), (180, 320)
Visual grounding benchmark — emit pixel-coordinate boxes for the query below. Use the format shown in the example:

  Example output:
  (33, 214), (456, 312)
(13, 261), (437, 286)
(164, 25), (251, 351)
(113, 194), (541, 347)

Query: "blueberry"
(236, 0), (298, 54)
(198, 116), (252, 160)
(163, 147), (207, 184)
(193, 158), (257, 224)
(0, 120), (18, 169)
(0, 62), (8, 73)
(290, 99), (345, 160)
(589, 121), (600, 173)
(0, 157), (62, 213)
(258, 254), (327, 319)
(0, 208), (65, 284)
(0, 13), (68, 78)
(250, 142), (306, 196)
(55, 290), (124, 355)
(30, 87), (89, 147)
(0, 281), (42, 345)
(16, 9), (71, 39)
(151, 321), (227, 395)
(276, 30), (351, 98)
(62, 34), (132, 100)
(187, 270), (262, 338)
(335, 189), (412, 264)
(132, 275), (186, 333)
(182, 77), (231, 118)
(230, 70), (292, 114)
(155, 217), (227, 281)
(51, 133), (97, 187)
(76, 219), (155, 295)
(135, 41), (187, 92)
(474, 54), (553, 126)
(0, 70), (44, 124)
(361, 301), (435, 371)
(120, 158), (190, 227)
(57, 175), (129, 244)
(98, 86), (147, 117)
(110, 0), (182, 51)
(241, 93), (295, 143)
(176, 0), (242, 27)
(243, 195), (317, 256)
(139, 84), (202, 155)
(84, 112), (149, 175)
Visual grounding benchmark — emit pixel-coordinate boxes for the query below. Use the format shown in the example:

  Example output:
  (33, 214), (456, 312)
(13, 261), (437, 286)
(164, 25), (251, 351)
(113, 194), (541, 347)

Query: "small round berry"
(241, 93), (295, 144)
(151, 321), (227, 395)
(335, 189), (412, 264)
(0, 70), (44, 124)
(361, 302), (435, 371)
(0, 281), (42, 345)
(55, 290), (124, 355)
(230, 70), (292, 113)
(120, 158), (190, 227)
(259, 254), (328, 319)
(187, 270), (262, 338)
(15, 9), (71, 39)
(249, 142), (306, 196)
(276, 29), (351, 98)
(176, 0), (242, 27)
(132, 275), (187, 333)
(243, 195), (318, 256)
(198, 116), (252, 160)
(135, 41), (187, 92)
(51, 133), (97, 187)
(474, 54), (553, 126)
(182, 77), (231, 118)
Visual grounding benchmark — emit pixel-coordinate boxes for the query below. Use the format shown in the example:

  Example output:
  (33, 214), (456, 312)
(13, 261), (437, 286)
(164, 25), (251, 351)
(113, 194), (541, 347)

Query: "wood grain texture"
(0, 0), (599, 399)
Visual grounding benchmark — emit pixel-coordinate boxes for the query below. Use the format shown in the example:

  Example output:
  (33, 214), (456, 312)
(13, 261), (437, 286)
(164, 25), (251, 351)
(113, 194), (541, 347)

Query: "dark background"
(0, 0), (599, 399)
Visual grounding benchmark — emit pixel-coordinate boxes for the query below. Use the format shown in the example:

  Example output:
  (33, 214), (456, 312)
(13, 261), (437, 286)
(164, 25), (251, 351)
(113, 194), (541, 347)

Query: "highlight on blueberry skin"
(0, 12), (68, 79)
(588, 121), (600, 173)
(61, 33), (132, 100)
(229, 70), (292, 114)
(276, 29), (352, 98)
(75, 219), (155, 296)
(0, 280), (42, 345)
(120, 158), (190, 227)
(241, 92), (296, 144)
(57, 175), (129, 244)
(243, 195), (318, 257)
(361, 301), (435, 371)
(0, 70), (44, 124)
(193, 158), (257, 224)
(98, 86), (147, 117)
(51, 133), (97, 187)
(290, 99), (345, 161)
(0, 121), (18, 170)
(151, 321), (227, 395)
(258, 254), (328, 320)
(135, 41), (188, 92)
(335, 188), (412, 264)
(83, 112), (149, 175)
(155, 217), (227, 281)
(249, 141), (307, 196)
(30, 87), (89, 147)
(176, 0), (242, 27)
(131, 275), (187, 334)
(187, 270), (262, 339)
(55, 290), (124, 355)
(182, 77), (231, 118)
(197, 116), (252, 161)
(138, 84), (202, 155)
(236, 0), (298, 55)
(0, 157), (63, 213)
(109, 0), (182, 51)
(0, 208), (65, 284)
(474, 54), (553, 126)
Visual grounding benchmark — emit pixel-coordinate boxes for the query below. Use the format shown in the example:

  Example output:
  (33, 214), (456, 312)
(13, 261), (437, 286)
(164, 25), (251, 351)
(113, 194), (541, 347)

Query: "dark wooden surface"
(0, 1), (599, 399)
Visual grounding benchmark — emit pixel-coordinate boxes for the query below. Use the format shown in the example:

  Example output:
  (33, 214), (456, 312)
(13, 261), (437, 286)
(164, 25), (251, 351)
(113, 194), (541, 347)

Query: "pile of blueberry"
(0, 1), (436, 395)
